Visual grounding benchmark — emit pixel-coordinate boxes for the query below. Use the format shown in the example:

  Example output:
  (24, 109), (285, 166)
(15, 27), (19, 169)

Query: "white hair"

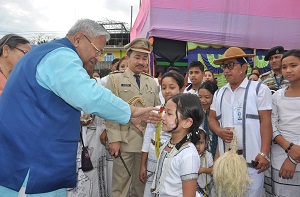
(67, 19), (110, 41)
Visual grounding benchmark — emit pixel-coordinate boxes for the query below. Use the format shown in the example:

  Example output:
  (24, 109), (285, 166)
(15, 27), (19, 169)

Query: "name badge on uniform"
(121, 84), (131, 87)
(233, 106), (243, 125)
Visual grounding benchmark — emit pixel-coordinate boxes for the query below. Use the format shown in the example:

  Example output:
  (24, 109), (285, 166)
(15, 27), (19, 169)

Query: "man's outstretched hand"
(129, 106), (161, 131)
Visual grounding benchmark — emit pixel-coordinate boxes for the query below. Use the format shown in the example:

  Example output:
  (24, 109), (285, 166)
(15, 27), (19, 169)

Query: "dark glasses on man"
(221, 62), (240, 70)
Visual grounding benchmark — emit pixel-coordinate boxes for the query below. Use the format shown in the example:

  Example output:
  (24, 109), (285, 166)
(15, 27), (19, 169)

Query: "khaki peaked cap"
(124, 38), (152, 54)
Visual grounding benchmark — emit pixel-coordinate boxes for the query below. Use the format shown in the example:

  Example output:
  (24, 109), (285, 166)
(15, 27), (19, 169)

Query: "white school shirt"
(210, 78), (272, 150)
(152, 143), (200, 197)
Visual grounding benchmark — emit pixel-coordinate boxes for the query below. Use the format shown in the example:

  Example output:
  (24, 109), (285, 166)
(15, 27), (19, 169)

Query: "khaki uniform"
(260, 70), (289, 92)
(105, 68), (160, 197)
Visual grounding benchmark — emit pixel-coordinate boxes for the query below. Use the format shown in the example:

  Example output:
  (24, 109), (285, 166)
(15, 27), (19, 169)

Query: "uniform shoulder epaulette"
(109, 70), (124, 75)
(141, 72), (153, 78)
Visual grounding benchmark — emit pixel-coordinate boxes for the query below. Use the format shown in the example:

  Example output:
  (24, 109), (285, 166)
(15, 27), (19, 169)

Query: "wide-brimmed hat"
(213, 47), (255, 65)
(124, 38), (152, 54)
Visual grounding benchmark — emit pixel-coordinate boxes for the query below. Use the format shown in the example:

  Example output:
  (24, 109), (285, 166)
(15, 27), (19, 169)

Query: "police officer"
(105, 38), (160, 197)
(261, 46), (289, 92)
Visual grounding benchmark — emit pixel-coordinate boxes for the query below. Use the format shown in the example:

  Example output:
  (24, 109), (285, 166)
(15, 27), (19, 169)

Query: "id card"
(233, 106), (243, 125)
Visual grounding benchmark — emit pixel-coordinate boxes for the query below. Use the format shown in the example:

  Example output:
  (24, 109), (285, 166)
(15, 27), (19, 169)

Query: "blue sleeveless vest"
(0, 38), (81, 194)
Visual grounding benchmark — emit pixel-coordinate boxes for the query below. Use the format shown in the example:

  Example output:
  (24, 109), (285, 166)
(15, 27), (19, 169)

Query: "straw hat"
(213, 47), (255, 65)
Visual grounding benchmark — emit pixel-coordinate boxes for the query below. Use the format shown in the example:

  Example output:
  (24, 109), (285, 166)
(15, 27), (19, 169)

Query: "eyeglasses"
(15, 47), (28, 54)
(221, 62), (240, 70)
(83, 35), (103, 58)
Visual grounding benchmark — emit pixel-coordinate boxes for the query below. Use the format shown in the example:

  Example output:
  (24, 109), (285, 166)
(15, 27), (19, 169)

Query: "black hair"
(188, 60), (204, 72)
(248, 73), (259, 79)
(126, 49), (133, 57)
(116, 56), (126, 71)
(170, 93), (204, 148)
(167, 66), (181, 74)
(197, 128), (207, 142)
(251, 67), (261, 75)
(93, 70), (100, 76)
(198, 81), (218, 95)
(236, 57), (249, 65)
(237, 57), (249, 74)
(99, 68), (111, 78)
(204, 69), (214, 75)
(0, 34), (30, 56)
(204, 69), (218, 84)
(282, 49), (300, 60)
(111, 58), (120, 65)
(161, 72), (185, 89)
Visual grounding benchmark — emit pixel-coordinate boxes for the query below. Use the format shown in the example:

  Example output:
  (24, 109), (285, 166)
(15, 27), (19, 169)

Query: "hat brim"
(213, 54), (255, 65)
(264, 46), (284, 61)
(129, 48), (151, 54)
(264, 51), (284, 61)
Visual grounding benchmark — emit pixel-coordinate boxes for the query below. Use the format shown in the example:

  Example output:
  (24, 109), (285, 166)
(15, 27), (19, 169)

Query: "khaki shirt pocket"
(144, 87), (155, 106)
(119, 88), (134, 102)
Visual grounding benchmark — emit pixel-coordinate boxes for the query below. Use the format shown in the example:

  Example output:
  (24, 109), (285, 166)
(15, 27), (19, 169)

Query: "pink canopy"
(131, 0), (300, 50)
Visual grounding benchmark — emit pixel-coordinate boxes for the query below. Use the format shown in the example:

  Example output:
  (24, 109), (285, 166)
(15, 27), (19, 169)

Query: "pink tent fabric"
(131, 0), (300, 50)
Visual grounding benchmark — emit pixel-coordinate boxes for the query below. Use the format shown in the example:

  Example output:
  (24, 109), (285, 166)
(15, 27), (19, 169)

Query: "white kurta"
(67, 115), (107, 197)
(197, 150), (213, 191)
(270, 88), (300, 196)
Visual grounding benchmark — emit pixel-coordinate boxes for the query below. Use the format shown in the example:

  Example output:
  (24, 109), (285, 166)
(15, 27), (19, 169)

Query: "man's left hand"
(130, 106), (161, 131)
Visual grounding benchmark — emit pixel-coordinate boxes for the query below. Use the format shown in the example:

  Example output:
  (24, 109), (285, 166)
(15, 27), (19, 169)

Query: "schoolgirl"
(151, 93), (203, 197)
(140, 72), (184, 197)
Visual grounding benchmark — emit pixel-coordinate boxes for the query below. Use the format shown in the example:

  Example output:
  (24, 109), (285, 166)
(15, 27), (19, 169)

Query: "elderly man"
(0, 19), (159, 196)
(209, 47), (273, 197)
(105, 38), (160, 197)
(261, 46), (289, 92)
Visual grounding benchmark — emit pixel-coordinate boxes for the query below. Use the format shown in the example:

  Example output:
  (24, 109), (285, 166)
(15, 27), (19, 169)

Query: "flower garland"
(155, 105), (164, 158)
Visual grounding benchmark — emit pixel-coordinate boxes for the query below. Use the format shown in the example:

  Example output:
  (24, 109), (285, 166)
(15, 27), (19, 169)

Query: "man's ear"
(242, 63), (248, 73)
(73, 33), (84, 47)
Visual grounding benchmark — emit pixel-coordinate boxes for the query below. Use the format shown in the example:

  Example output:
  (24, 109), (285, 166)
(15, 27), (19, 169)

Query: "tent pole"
(253, 48), (257, 68)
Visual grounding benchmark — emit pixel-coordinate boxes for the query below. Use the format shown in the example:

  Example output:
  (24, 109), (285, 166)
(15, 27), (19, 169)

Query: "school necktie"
(134, 74), (140, 88)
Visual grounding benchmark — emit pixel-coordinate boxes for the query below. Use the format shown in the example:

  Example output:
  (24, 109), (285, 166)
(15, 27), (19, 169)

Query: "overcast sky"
(0, 0), (140, 39)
